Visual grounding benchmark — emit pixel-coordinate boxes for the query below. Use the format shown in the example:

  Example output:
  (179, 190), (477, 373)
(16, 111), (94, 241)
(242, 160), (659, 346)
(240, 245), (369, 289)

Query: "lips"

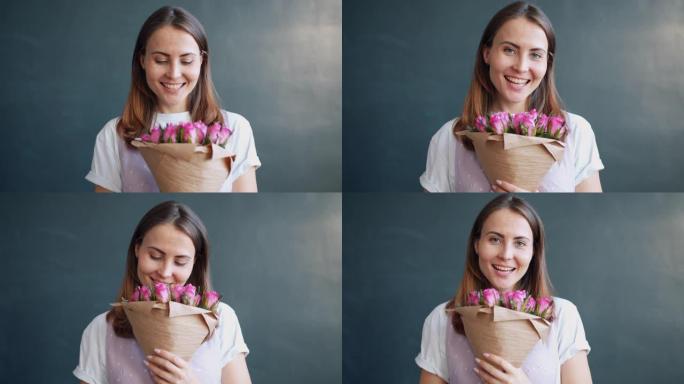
(492, 264), (516, 272)
(504, 75), (530, 86)
(160, 82), (185, 90)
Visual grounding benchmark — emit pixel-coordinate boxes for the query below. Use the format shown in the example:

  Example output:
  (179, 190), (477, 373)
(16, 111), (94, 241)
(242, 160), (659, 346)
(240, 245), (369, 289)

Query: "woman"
(74, 201), (251, 384)
(420, 1), (603, 192)
(86, 6), (260, 192)
(416, 194), (592, 383)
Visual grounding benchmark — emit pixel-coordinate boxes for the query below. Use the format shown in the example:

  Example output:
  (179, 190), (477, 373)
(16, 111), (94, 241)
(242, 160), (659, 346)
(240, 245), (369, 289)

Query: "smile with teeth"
(161, 82), (185, 89)
(504, 75), (530, 85)
(492, 264), (516, 272)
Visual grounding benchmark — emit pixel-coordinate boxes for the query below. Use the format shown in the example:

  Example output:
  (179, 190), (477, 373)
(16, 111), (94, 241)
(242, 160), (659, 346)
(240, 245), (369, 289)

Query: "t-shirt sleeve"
(225, 114), (261, 186)
(217, 303), (250, 367)
(419, 122), (454, 192)
(556, 299), (591, 365)
(85, 119), (122, 192)
(73, 313), (108, 384)
(571, 115), (604, 185)
(415, 303), (448, 381)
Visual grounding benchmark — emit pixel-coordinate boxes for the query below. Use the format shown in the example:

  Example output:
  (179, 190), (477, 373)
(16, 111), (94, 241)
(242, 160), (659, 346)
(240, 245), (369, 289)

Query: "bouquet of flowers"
(456, 109), (567, 191)
(451, 288), (554, 367)
(131, 121), (236, 192)
(112, 283), (222, 360)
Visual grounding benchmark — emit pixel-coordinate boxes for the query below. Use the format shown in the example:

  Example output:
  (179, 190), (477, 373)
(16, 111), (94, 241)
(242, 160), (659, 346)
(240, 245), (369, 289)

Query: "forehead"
(482, 208), (533, 238)
(146, 25), (200, 54)
(141, 223), (196, 254)
(493, 17), (548, 51)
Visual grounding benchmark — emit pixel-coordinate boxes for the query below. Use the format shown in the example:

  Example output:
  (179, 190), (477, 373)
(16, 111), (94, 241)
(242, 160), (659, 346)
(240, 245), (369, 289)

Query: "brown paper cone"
(456, 131), (565, 191)
(131, 141), (235, 192)
(453, 305), (550, 367)
(113, 301), (219, 361)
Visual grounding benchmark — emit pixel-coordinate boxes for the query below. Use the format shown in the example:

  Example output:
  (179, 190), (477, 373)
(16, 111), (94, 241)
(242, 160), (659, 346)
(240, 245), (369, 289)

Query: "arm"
(231, 167), (258, 192)
(575, 172), (602, 192)
(560, 351), (592, 384)
(419, 369), (447, 384)
(221, 353), (251, 384)
(94, 185), (112, 193)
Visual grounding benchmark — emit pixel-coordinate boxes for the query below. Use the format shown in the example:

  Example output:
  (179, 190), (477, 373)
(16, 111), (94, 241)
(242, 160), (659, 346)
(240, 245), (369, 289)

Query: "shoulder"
(551, 297), (584, 330)
(221, 110), (252, 131)
(423, 302), (449, 330)
(429, 118), (458, 146)
(95, 116), (121, 143)
(215, 302), (241, 327)
(83, 312), (109, 338)
(564, 112), (596, 141)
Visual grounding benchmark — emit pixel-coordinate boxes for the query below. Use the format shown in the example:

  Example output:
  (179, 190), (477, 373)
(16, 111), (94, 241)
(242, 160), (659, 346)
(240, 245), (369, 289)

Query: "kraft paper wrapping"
(456, 131), (565, 191)
(112, 301), (219, 361)
(452, 305), (551, 368)
(131, 140), (235, 192)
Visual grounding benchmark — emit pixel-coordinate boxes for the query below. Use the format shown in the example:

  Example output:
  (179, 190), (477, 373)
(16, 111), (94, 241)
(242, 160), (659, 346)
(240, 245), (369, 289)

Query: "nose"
(166, 61), (181, 79)
(499, 243), (514, 260)
(513, 54), (530, 73)
(158, 260), (174, 279)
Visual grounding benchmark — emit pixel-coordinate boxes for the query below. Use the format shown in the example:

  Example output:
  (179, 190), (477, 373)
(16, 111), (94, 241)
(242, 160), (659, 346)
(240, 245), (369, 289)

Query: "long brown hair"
(107, 201), (212, 338)
(446, 194), (554, 334)
(117, 6), (224, 142)
(454, 1), (565, 146)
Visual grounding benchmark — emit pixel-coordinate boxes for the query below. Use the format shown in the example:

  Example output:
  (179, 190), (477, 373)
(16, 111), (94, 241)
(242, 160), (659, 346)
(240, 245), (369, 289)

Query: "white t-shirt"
(73, 302), (249, 384)
(419, 112), (604, 192)
(415, 297), (590, 382)
(85, 110), (261, 192)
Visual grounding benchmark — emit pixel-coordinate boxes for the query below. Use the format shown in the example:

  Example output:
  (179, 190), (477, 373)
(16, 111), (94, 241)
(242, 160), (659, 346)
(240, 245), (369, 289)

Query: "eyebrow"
(150, 51), (198, 57)
(499, 41), (547, 53)
(484, 231), (531, 241)
(147, 246), (193, 259)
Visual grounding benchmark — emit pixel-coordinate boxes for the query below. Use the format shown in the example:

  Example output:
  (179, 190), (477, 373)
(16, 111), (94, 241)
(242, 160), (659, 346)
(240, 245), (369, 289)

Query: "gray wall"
(0, 0), (341, 191)
(343, 193), (684, 383)
(0, 193), (341, 383)
(343, 0), (684, 191)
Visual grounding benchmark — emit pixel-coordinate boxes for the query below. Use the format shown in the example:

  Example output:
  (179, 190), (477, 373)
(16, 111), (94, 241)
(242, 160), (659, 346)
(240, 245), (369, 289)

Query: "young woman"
(420, 1), (603, 193)
(416, 194), (592, 383)
(74, 201), (251, 384)
(86, 6), (260, 192)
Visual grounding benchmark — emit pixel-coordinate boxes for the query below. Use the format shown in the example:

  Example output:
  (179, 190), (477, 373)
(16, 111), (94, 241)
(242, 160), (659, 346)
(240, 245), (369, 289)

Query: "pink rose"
(181, 122), (198, 144)
(482, 288), (500, 307)
(139, 134), (152, 142)
(548, 116), (565, 138)
(537, 297), (553, 318)
(154, 282), (170, 303)
(182, 284), (197, 305)
(489, 112), (510, 135)
(474, 116), (488, 133)
(508, 290), (527, 311)
(163, 123), (178, 143)
(194, 122), (207, 144)
(139, 285), (152, 301)
(536, 114), (549, 134)
(207, 123), (221, 144)
(217, 125), (232, 147)
(170, 284), (185, 302)
(524, 296), (536, 312)
(130, 286), (141, 302)
(203, 290), (221, 310)
(502, 290), (515, 307)
(467, 290), (481, 306)
(194, 294), (201, 306)
(519, 112), (536, 136)
(149, 126), (162, 143)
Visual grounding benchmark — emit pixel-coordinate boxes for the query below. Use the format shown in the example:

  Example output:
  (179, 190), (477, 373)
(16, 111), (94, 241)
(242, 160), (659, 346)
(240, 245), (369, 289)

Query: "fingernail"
(143, 360), (149, 366)
(475, 357), (481, 363)
(483, 352), (490, 357)
(496, 180), (502, 185)
(473, 367), (479, 373)
(154, 348), (161, 353)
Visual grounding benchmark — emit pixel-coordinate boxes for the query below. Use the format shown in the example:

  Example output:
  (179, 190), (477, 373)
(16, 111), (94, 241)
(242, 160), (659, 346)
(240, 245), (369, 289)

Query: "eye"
(503, 46), (516, 55)
(515, 240), (528, 248)
(530, 52), (545, 61)
(150, 253), (163, 260)
(154, 59), (168, 65)
(488, 236), (501, 245)
(175, 261), (189, 267)
(181, 60), (194, 65)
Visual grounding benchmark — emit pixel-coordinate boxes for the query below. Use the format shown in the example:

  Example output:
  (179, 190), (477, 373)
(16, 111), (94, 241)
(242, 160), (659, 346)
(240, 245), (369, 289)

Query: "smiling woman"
(420, 1), (604, 193)
(73, 201), (252, 384)
(416, 194), (592, 384)
(85, 6), (260, 192)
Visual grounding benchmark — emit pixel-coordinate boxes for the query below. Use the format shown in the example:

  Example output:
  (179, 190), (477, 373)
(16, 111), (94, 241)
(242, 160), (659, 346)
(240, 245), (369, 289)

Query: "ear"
(135, 243), (140, 259)
(474, 239), (479, 255)
(139, 53), (145, 71)
(482, 46), (490, 65)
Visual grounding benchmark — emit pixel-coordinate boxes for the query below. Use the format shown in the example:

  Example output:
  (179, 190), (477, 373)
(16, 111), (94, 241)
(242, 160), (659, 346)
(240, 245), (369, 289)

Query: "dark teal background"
(343, 193), (684, 383)
(0, 0), (341, 191)
(343, 0), (684, 191)
(0, 193), (341, 383)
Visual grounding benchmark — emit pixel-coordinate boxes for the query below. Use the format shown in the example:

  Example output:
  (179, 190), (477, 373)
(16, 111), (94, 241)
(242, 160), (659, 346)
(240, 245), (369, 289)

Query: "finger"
(144, 357), (178, 382)
(154, 348), (189, 369)
(495, 179), (529, 192)
(474, 366), (499, 384)
(151, 373), (173, 384)
(483, 352), (517, 375)
(476, 356), (508, 382)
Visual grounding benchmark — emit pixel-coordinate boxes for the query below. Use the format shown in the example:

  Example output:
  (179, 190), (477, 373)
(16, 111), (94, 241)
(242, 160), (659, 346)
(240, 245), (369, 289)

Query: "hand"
(474, 352), (531, 384)
(491, 180), (539, 193)
(144, 348), (199, 384)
